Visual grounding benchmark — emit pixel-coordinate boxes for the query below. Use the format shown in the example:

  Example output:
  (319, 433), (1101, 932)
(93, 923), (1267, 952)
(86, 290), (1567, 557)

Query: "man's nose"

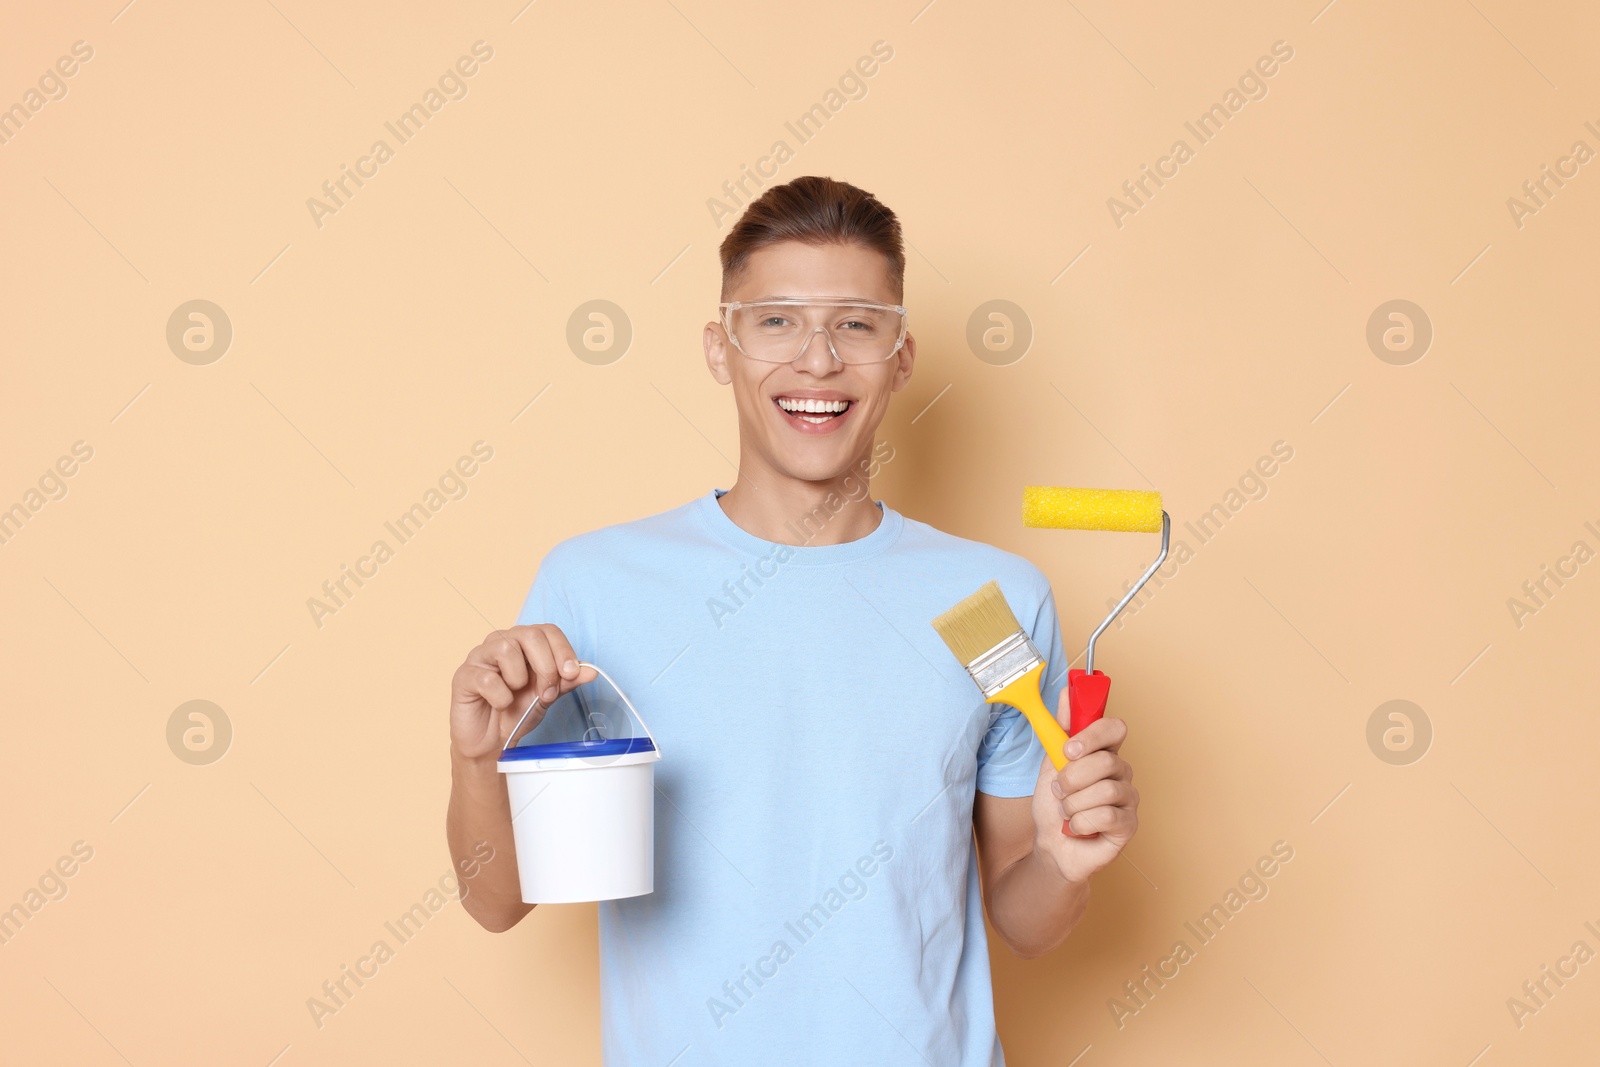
(792, 326), (841, 372)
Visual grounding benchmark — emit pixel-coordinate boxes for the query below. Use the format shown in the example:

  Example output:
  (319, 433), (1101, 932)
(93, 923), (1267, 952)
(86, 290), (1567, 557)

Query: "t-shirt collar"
(696, 488), (903, 565)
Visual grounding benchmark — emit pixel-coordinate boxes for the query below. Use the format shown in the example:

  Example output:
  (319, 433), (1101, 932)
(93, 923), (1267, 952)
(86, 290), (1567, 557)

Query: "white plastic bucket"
(496, 662), (661, 904)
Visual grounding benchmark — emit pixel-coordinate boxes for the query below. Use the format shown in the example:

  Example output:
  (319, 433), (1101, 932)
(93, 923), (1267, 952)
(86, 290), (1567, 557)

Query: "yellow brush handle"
(989, 662), (1070, 771)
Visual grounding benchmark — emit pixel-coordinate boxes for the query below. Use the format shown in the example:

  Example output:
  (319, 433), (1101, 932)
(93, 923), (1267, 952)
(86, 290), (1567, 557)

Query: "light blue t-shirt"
(514, 489), (1067, 1066)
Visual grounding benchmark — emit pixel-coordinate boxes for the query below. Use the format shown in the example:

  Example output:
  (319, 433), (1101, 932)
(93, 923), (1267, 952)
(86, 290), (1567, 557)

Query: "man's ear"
(889, 332), (917, 393)
(704, 321), (733, 385)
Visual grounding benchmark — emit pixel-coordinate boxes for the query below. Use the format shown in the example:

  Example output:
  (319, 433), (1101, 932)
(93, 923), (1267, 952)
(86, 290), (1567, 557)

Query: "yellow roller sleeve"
(1022, 486), (1164, 533)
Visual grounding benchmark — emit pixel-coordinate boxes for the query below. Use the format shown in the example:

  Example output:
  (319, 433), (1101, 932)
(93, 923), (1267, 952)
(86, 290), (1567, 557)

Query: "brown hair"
(718, 176), (905, 301)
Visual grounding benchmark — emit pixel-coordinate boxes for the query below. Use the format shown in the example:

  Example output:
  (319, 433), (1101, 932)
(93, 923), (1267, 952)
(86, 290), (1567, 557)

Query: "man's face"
(704, 241), (915, 484)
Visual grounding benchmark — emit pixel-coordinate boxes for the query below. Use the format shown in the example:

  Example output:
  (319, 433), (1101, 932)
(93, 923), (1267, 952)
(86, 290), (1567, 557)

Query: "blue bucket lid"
(498, 735), (657, 762)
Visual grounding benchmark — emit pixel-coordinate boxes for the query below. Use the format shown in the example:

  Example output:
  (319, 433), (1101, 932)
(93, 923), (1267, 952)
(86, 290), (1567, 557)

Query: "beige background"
(3, 0), (1597, 1063)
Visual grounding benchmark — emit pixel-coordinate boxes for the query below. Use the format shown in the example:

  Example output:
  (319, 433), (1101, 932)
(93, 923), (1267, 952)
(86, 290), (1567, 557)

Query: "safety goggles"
(718, 299), (908, 364)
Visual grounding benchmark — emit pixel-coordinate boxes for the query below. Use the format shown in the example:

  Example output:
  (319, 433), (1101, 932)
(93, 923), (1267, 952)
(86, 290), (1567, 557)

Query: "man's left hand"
(1030, 714), (1140, 885)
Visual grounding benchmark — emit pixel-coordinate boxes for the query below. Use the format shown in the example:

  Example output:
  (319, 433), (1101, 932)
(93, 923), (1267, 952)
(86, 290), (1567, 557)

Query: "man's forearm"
(985, 843), (1091, 958)
(447, 749), (533, 931)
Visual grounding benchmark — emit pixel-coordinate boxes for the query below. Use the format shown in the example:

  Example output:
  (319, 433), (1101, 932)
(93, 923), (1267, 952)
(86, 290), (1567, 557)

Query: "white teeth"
(776, 397), (848, 414)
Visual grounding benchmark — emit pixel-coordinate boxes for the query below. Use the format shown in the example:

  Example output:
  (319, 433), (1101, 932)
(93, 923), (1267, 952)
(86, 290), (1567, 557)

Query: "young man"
(446, 176), (1140, 1065)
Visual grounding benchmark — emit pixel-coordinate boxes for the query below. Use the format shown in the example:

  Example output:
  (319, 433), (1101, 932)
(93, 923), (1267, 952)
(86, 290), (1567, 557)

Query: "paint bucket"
(496, 662), (661, 904)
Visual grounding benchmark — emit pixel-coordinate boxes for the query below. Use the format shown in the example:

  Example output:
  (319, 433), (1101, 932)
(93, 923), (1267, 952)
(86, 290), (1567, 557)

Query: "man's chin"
(769, 453), (868, 488)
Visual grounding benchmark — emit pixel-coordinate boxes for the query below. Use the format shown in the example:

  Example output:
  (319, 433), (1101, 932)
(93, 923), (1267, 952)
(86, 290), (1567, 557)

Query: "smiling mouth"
(773, 396), (853, 425)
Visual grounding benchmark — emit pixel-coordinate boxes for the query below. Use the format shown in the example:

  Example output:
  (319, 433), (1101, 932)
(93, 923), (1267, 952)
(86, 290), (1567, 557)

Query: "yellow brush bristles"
(930, 580), (1026, 666)
(1022, 486), (1164, 533)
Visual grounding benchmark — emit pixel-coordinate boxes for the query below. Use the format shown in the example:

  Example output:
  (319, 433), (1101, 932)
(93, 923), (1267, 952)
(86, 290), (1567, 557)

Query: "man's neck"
(715, 468), (882, 547)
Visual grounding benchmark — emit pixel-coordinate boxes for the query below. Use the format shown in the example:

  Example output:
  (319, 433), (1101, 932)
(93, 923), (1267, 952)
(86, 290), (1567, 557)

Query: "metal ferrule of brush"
(1085, 511), (1171, 674)
(966, 631), (1045, 698)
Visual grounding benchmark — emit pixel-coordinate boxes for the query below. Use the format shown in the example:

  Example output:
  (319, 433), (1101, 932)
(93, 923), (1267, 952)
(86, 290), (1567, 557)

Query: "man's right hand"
(449, 624), (598, 761)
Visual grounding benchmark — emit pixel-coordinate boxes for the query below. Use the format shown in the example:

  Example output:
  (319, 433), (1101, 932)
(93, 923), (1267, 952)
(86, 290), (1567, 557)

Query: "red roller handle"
(1062, 668), (1111, 838)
